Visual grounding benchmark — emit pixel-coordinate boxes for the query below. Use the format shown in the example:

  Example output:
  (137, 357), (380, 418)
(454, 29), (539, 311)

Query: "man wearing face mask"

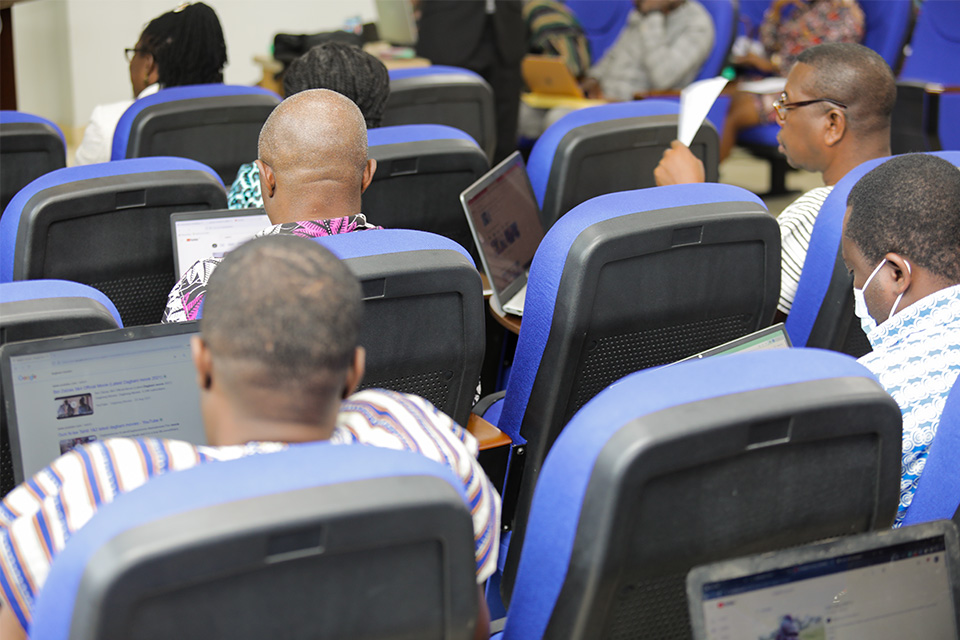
(841, 153), (960, 527)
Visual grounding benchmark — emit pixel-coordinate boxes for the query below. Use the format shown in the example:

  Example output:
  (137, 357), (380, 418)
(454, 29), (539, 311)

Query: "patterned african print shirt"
(162, 214), (380, 323)
(857, 284), (960, 526)
(227, 161), (263, 209)
(0, 389), (500, 630)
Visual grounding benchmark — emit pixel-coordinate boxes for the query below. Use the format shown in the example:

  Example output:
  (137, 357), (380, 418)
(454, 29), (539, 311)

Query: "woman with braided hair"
(75, 2), (227, 165)
(227, 41), (391, 210)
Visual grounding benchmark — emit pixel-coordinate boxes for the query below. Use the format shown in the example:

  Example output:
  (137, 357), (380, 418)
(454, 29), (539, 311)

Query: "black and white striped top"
(777, 186), (833, 315)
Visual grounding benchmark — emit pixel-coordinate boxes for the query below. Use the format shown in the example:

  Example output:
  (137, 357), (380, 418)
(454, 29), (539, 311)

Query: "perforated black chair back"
(501, 349), (903, 639)
(316, 230), (485, 428)
(0, 111), (67, 213)
(486, 184), (780, 582)
(0, 157), (227, 327)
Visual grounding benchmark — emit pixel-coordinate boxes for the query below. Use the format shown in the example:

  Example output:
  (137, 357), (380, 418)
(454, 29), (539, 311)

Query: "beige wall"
(12, 0), (378, 144)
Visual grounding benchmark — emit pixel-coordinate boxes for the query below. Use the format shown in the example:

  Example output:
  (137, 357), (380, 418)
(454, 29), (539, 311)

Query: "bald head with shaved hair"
(255, 88), (377, 224)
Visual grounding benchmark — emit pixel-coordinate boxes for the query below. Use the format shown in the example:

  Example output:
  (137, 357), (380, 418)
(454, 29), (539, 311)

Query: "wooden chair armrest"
(467, 413), (512, 451)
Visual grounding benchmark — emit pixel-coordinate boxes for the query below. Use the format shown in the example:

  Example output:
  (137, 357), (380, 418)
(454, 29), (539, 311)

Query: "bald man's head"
(258, 88), (369, 187)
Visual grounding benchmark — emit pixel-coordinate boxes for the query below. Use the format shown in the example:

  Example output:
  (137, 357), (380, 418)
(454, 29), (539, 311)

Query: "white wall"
(12, 0), (378, 138)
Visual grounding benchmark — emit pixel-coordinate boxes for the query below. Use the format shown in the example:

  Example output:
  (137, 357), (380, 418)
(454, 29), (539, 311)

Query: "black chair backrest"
(0, 115), (66, 213)
(495, 185), (781, 581)
(384, 67), (497, 160)
(4, 159), (226, 326)
(31, 444), (479, 640)
(318, 230), (485, 428)
(116, 87), (280, 184)
(504, 349), (903, 638)
(365, 126), (490, 263)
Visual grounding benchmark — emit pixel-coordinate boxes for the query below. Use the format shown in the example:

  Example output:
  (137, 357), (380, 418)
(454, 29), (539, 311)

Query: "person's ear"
(343, 346), (366, 399)
(360, 159), (377, 193)
(255, 159), (277, 199)
(824, 107), (846, 147)
(145, 53), (160, 87)
(884, 252), (913, 295)
(190, 335), (214, 391)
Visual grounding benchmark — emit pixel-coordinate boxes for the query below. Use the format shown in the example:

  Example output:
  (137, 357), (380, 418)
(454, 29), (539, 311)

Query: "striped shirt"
(0, 389), (500, 630)
(777, 186), (833, 315)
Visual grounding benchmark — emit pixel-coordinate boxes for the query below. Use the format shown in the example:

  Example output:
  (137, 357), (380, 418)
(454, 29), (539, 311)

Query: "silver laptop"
(673, 323), (792, 365)
(0, 322), (205, 483)
(687, 521), (960, 640)
(170, 209), (270, 278)
(460, 151), (546, 317)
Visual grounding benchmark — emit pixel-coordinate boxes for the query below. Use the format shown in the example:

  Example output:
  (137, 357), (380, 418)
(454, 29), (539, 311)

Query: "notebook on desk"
(460, 151), (546, 317)
(686, 521), (960, 640)
(0, 322), (205, 486)
(672, 323), (792, 365)
(170, 209), (270, 278)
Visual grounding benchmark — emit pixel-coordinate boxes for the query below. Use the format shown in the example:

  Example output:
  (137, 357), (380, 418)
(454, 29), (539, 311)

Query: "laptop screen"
(674, 323), (791, 365)
(171, 209), (270, 278)
(688, 524), (960, 640)
(461, 151), (545, 304)
(1, 323), (205, 483)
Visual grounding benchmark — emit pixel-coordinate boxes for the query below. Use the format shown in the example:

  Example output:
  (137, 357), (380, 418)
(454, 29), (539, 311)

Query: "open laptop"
(522, 55), (585, 98)
(687, 521), (960, 640)
(170, 209), (270, 278)
(461, 151), (546, 317)
(673, 323), (792, 365)
(0, 322), (205, 485)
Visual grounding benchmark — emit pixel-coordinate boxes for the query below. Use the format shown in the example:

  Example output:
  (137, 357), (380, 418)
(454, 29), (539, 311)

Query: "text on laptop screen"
(464, 157), (544, 295)
(173, 213), (269, 277)
(699, 535), (956, 640)
(7, 331), (205, 480)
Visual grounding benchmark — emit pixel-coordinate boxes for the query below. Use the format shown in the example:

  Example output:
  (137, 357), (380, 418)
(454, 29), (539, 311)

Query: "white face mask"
(852, 258), (912, 337)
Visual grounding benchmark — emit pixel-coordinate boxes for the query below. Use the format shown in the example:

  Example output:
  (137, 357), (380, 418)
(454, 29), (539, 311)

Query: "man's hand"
(654, 141), (706, 186)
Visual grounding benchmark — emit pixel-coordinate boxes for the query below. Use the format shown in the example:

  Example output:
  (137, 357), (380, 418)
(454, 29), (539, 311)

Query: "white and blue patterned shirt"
(857, 284), (960, 526)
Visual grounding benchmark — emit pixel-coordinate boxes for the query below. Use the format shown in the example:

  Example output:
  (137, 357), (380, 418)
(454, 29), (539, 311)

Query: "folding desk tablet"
(170, 208), (270, 278)
(461, 150), (545, 317)
(687, 520), (960, 640)
(0, 322), (204, 486)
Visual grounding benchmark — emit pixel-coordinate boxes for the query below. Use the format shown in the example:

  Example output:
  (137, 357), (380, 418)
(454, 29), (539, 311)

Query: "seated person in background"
(0, 235), (501, 639)
(721, 0), (864, 161)
(523, 0), (591, 80)
(228, 42), (390, 209)
(520, 0), (713, 138)
(654, 43), (894, 319)
(163, 89), (381, 323)
(581, 0), (714, 101)
(842, 153), (960, 527)
(75, 2), (227, 166)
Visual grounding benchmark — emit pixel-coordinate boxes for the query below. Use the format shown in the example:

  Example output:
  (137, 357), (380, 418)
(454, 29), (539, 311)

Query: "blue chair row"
(35, 346), (904, 639)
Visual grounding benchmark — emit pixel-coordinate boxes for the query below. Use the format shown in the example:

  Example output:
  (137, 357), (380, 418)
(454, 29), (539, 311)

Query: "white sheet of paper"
(678, 76), (730, 147)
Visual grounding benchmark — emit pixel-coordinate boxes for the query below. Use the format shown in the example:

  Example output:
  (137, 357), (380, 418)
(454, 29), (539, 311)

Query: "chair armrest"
(467, 412), (512, 451)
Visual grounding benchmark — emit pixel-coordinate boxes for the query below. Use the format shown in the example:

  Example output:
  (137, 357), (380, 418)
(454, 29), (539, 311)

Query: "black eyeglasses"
(124, 47), (149, 63)
(773, 91), (847, 121)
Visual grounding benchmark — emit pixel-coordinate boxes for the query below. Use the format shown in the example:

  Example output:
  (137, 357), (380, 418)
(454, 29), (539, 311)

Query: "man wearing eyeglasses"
(654, 42), (895, 318)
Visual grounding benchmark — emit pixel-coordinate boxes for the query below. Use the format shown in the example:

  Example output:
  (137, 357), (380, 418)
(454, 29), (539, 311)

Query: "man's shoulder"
(778, 185), (834, 223)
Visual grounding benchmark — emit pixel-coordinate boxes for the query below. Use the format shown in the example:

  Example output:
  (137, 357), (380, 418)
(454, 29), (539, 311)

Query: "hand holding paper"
(678, 76), (729, 147)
